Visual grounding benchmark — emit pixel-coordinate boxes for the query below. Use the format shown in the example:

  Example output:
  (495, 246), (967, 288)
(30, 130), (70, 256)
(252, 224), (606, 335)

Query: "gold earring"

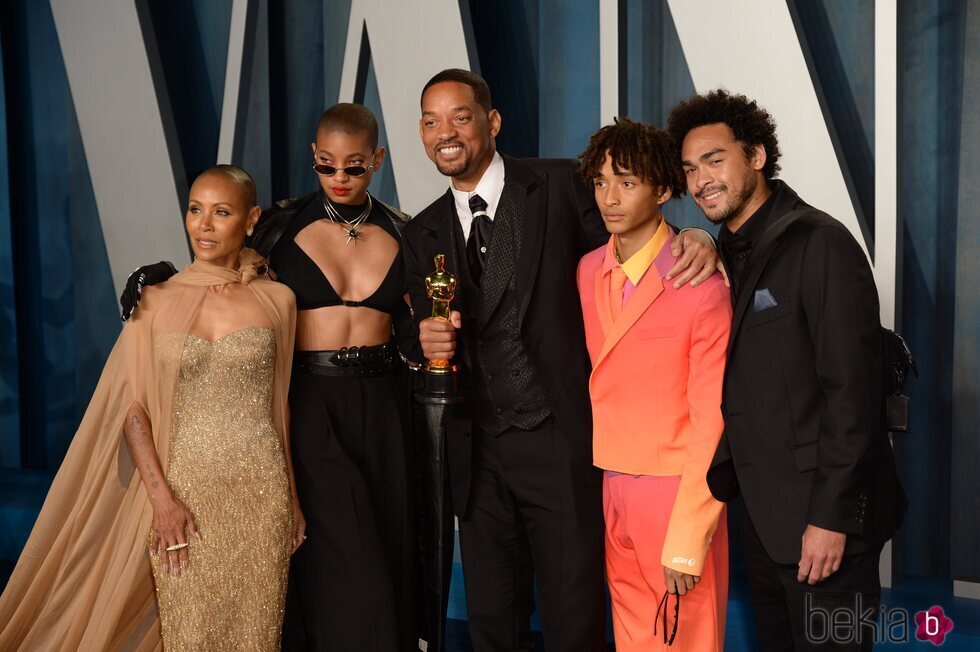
(247, 227), (254, 236)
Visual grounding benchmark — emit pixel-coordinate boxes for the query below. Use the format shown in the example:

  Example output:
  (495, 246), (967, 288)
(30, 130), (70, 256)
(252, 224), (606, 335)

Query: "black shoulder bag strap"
(751, 207), (828, 257)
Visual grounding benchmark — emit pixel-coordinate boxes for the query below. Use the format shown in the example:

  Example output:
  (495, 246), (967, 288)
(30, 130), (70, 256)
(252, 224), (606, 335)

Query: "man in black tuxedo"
(403, 69), (720, 651)
(668, 90), (906, 651)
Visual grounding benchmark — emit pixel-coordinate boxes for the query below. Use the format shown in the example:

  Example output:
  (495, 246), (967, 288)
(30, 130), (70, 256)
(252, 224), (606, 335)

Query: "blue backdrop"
(1, 0), (978, 612)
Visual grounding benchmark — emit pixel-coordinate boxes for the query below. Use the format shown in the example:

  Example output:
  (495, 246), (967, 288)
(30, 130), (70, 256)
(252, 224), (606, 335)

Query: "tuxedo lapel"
(720, 253), (736, 304)
(727, 239), (779, 356)
(509, 158), (547, 327)
(725, 189), (818, 358)
(435, 191), (464, 300)
(419, 191), (473, 370)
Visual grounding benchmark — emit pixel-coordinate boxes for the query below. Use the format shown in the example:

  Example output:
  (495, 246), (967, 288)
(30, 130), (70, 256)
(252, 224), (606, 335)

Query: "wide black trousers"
(458, 419), (606, 651)
(281, 365), (416, 651)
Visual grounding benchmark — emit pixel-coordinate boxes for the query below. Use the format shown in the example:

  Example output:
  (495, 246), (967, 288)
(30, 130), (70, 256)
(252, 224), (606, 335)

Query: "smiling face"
(680, 122), (768, 231)
(311, 128), (384, 205)
(593, 152), (669, 241)
(185, 172), (260, 268)
(419, 81), (501, 190)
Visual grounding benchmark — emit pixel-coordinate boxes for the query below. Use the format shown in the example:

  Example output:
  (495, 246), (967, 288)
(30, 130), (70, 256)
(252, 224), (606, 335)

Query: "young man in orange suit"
(576, 118), (732, 651)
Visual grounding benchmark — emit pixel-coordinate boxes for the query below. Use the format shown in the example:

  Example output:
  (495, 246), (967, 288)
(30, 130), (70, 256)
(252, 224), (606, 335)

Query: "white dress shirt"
(451, 151), (505, 243)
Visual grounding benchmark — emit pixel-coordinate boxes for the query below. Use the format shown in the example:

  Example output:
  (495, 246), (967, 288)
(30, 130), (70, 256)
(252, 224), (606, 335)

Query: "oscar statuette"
(417, 254), (464, 403)
(414, 254), (462, 652)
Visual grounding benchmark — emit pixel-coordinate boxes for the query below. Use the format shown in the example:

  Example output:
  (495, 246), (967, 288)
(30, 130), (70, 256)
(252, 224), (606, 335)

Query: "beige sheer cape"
(0, 250), (296, 651)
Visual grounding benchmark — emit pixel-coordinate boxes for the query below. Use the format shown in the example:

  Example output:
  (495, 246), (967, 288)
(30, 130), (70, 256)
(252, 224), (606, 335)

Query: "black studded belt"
(293, 342), (399, 377)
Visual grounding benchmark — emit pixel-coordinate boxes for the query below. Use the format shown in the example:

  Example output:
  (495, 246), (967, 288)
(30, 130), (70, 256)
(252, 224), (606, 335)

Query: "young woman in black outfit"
(246, 104), (421, 651)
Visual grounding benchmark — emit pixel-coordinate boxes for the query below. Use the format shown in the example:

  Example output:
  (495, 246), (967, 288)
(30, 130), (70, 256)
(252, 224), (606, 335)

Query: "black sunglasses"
(312, 162), (375, 177)
(654, 591), (680, 646)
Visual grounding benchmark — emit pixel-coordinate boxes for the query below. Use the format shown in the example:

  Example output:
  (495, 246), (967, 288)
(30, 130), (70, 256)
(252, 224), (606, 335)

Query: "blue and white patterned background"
(1, 0), (978, 609)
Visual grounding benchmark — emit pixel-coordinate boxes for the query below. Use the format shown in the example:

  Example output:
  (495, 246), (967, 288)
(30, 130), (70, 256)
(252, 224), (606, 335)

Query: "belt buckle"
(333, 346), (361, 367)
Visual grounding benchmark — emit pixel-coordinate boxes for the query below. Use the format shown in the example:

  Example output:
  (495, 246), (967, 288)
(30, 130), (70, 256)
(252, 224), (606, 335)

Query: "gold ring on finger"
(166, 543), (189, 552)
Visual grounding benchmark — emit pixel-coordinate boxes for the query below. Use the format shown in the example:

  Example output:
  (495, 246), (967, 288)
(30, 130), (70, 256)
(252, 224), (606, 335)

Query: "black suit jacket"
(402, 155), (607, 516)
(707, 182), (906, 564)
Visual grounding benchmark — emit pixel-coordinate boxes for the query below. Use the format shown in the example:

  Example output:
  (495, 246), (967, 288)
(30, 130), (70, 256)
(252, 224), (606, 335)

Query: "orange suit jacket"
(577, 228), (732, 574)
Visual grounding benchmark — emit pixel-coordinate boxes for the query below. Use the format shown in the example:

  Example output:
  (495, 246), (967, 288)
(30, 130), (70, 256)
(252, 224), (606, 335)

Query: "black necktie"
(466, 194), (492, 285)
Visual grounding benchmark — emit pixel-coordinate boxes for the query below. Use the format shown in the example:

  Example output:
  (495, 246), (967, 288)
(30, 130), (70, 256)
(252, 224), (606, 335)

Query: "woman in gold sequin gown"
(148, 327), (294, 649)
(0, 166), (305, 651)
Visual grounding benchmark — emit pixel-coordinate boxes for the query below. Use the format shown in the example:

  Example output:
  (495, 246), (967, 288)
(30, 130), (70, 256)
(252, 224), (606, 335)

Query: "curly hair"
(666, 89), (781, 180)
(577, 117), (685, 198)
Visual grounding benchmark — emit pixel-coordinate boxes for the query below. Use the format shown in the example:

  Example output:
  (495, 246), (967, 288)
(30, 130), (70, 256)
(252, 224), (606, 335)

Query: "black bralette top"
(269, 194), (407, 315)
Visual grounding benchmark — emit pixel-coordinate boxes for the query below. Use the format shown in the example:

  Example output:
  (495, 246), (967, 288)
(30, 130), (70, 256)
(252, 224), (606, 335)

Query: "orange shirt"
(620, 218), (670, 294)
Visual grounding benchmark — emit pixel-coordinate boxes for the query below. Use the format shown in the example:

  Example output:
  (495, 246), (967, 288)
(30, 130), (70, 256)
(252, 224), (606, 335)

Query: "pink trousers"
(603, 472), (728, 651)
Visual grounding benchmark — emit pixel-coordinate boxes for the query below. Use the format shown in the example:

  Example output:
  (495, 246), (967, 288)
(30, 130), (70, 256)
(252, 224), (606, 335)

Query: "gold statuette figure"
(424, 254), (457, 374)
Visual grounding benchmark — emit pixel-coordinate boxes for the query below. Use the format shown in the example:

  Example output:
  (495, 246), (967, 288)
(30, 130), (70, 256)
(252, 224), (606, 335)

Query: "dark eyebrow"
(681, 147), (726, 167)
(316, 150), (367, 158)
(422, 106), (471, 117)
(700, 147), (725, 161)
(606, 164), (637, 177)
(187, 199), (232, 208)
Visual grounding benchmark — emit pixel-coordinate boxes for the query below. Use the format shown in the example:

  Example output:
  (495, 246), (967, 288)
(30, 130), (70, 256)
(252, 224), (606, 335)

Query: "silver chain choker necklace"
(322, 194), (372, 244)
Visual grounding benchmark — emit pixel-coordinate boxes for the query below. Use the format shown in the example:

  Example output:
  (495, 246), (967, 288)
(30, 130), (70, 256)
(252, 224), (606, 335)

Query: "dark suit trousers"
(740, 502), (882, 651)
(458, 418), (606, 651)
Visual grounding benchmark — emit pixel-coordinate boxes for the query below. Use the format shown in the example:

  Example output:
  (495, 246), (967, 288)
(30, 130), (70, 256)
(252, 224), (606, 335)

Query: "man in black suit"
(668, 90), (906, 651)
(403, 69), (720, 651)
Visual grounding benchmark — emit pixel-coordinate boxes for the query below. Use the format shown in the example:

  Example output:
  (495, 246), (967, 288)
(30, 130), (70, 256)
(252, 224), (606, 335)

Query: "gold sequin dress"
(150, 327), (292, 651)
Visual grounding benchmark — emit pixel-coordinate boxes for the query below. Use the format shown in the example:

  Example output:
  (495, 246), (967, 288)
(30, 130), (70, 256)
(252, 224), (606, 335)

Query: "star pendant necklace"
(322, 194), (372, 244)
